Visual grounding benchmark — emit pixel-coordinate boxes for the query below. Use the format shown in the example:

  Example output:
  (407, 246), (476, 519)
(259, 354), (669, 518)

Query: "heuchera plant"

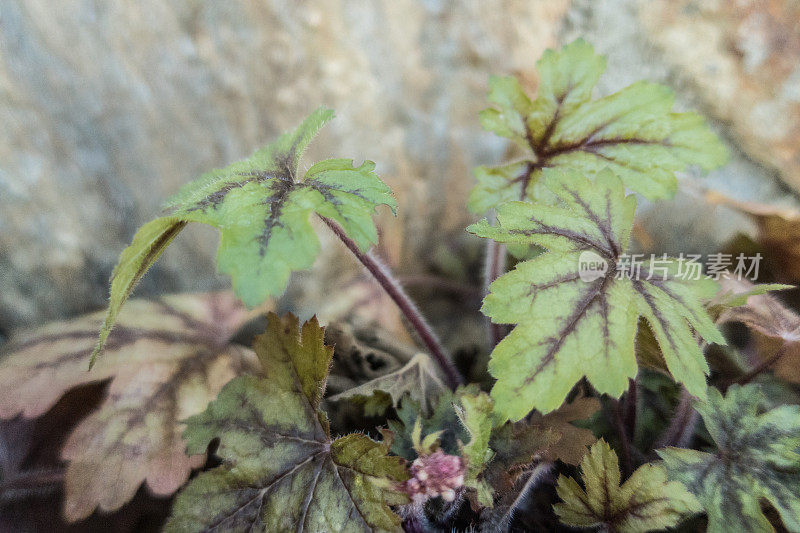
(74, 40), (800, 532)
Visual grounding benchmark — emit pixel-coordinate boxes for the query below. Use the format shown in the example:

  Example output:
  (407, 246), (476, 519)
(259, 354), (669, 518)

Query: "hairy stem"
(400, 501), (432, 533)
(735, 343), (788, 386)
(622, 378), (637, 446)
(654, 387), (700, 450)
(483, 234), (508, 347)
(611, 397), (634, 478)
(495, 462), (553, 529)
(321, 216), (463, 388)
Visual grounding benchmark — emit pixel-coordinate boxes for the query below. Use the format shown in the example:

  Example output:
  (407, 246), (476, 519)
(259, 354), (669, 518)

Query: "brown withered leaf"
(0, 292), (261, 522)
(716, 278), (800, 383)
(485, 397), (600, 495)
(706, 190), (800, 282)
(329, 352), (447, 416)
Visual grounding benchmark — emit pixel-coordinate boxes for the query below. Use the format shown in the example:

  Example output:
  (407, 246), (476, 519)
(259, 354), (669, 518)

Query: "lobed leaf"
(453, 390), (495, 507)
(387, 386), (475, 462)
(329, 353), (447, 416)
(166, 313), (409, 533)
(91, 108), (396, 364)
(659, 384), (800, 533)
(469, 169), (725, 420)
(469, 39), (727, 213)
(0, 293), (258, 521)
(555, 440), (700, 533)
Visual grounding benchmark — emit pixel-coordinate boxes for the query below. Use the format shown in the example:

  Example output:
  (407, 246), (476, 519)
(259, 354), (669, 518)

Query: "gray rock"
(0, 0), (570, 331)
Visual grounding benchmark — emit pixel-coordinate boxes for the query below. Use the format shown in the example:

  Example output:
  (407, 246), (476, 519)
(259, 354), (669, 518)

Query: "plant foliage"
(91, 108), (396, 366)
(453, 390), (495, 506)
(329, 352), (447, 416)
(484, 396), (600, 496)
(468, 39), (727, 213)
(555, 440), (700, 532)
(659, 384), (800, 533)
(8, 37), (800, 533)
(0, 293), (258, 521)
(166, 313), (409, 532)
(469, 169), (724, 420)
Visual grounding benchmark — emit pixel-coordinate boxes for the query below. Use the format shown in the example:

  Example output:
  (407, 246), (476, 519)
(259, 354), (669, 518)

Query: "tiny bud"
(441, 489), (456, 502)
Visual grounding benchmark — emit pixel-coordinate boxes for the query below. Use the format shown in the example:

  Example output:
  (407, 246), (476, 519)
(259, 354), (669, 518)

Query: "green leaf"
(710, 281), (792, 310)
(468, 169), (724, 420)
(165, 313), (409, 533)
(555, 440), (700, 533)
(91, 108), (396, 365)
(469, 39), (727, 213)
(89, 218), (186, 367)
(453, 390), (495, 507)
(658, 384), (800, 533)
(329, 353), (447, 417)
(387, 386), (480, 461)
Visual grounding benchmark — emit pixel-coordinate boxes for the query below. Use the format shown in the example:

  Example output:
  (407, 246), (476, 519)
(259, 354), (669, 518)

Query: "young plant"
(90, 107), (461, 387)
(5, 39), (797, 532)
(659, 384), (800, 533)
(468, 169), (724, 420)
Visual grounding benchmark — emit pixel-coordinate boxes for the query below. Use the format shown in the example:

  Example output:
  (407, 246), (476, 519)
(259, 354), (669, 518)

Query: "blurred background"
(1, 0), (800, 338)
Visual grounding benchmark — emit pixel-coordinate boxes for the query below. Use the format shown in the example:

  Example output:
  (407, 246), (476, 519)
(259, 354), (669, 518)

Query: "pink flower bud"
(401, 450), (466, 503)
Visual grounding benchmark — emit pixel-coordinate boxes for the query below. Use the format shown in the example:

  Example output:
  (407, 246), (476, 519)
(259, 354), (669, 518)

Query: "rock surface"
(0, 0), (569, 332)
(641, 0), (800, 194)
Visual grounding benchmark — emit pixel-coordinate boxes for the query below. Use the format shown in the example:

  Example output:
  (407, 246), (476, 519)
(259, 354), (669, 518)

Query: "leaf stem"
(321, 216), (463, 388)
(0, 468), (64, 501)
(622, 378), (637, 447)
(483, 230), (508, 347)
(611, 397), (634, 478)
(735, 343), (788, 386)
(654, 387), (699, 450)
(495, 462), (553, 528)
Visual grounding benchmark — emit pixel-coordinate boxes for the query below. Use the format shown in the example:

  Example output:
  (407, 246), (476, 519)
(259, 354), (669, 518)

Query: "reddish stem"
(655, 387), (700, 449)
(484, 233), (508, 347)
(612, 397), (634, 478)
(321, 216), (463, 388)
(735, 343), (788, 386)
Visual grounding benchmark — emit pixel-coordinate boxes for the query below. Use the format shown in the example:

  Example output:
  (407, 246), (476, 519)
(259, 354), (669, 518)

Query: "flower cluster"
(403, 450), (466, 503)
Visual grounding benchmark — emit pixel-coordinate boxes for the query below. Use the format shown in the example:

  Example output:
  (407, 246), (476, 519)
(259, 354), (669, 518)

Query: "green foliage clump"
(659, 385), (800, 533)
(69, 38), (800, 533)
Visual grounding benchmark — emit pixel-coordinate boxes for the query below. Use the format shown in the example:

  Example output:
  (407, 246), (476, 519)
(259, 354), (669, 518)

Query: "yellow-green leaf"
(469, 169), (725, 420)
(469, 39), (727, 213)
(92, 108), (396, 364)
(453, 390), (494, 507)
(555, 440), (700, 533)
(165, 313), (409, 533)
